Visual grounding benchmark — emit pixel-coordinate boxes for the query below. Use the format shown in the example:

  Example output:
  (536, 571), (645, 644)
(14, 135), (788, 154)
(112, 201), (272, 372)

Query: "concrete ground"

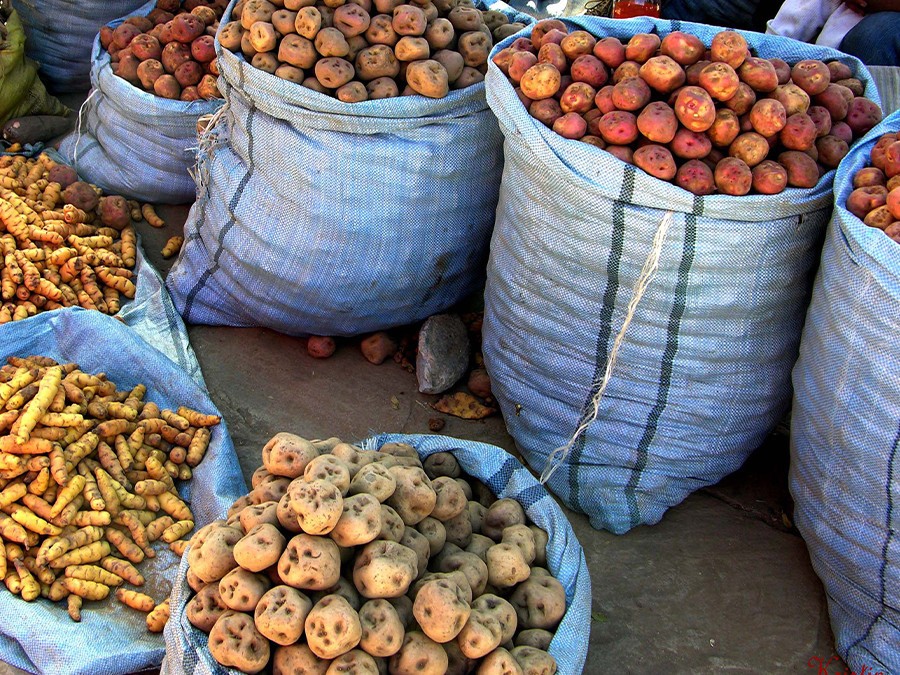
(148, 205), (841, 674)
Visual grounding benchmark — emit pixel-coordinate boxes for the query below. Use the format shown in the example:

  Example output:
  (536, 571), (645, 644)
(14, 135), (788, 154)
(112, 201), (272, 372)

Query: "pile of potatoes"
(184, 433), (564, 674)
(101, 0), (228, 101)
(220, 0), (527, 100)
(492, 20), (884, 196)
(845, 131), (900, 243)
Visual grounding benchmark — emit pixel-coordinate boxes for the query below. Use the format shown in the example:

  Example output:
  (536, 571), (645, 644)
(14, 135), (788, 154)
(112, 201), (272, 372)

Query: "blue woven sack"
(14, 0), (147, 93)
(57, 0), (223, 204)
(164, 0), (532, 337)
(790, 110), (900, 675)
(0, 309), (247, 675)
(482, 16), (880, 534)
(161, 433), (591, 675)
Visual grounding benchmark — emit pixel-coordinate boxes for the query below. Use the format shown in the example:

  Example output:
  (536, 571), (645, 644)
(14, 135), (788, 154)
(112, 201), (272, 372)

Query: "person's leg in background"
(839, 12), (900, 66)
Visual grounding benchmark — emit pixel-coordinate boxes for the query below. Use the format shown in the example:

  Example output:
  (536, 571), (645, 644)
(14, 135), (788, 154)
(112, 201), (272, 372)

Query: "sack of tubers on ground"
(0, 311), (246, 675)
(165, 0), (533, 338)
(15, 0), (149, 94)
(790, 110), (900, 675)
(162, 433), (591, 674)
(0, 7), (68, 127)
(58, 0), (225, 204)
(481, 16), (881, 534)
(0, 151), (203, 380)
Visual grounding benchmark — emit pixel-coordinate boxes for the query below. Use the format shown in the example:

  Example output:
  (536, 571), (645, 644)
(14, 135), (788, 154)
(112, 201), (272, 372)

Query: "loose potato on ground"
(209, 610), (271, 674)
(278, 532), (342, 590)
(359, 598), (406, 657)
(305, 594), (363, 659)
(254, 585), (313, 645)
(390, 631), (449, 675)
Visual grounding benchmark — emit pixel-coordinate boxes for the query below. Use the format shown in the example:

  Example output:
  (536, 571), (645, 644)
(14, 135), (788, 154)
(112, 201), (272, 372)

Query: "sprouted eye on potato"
(186, 431), (565, 673)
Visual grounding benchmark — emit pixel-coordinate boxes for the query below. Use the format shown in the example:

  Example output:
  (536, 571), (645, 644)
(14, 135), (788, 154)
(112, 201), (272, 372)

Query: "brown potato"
(390, 631), (448, 674)
(242, 0), (277, 29)
(254, 585), (313, 645)
(353, 540), (419, 598)
(413, 578), (471, 642)
(355, 44), (401, 80)
(330, 493), (383, 546)
(295, 6), (323, 37)
(684, 59), (709, 87)
(729, 131), (769, 167)
(423, 17), (453, 50)
(864, 204), (894, 229)
(276, 34), (316, 68)
(675, 159), (715, 195)
(771, 83), (810, 116)
(748, 98), (787, 137)
(187, 583), (229, 633)
(219, 567), (271, 612)
(287, 478), (343, 535)
(509, 575), (565, 631)
(209, 611), (271, 674)
(406, 59), (450, 97)
(393, 4), (428, 35)
(188, 522), (245, 583)
(458, 30), (490, 67)
(234, 522), (287, 572)
(305, 594), (363, 659)
(278, 533), (342, 590)
(220, 21), (245, 51)
(366, 75), (399, 98)
(359, 598), (406, 656)
(198, 73), (220, 99)
(325, 650), (379, 674)
(137, 59), (166, 91)
(334, 2), (371, 37)
(272, 643), (329, 675)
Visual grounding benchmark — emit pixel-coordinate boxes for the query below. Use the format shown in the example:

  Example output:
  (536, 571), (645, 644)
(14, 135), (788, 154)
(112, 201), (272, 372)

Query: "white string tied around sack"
(189, 101), (229, 196)
(540, 209), (676, 486)
(71, 88), (99, 172)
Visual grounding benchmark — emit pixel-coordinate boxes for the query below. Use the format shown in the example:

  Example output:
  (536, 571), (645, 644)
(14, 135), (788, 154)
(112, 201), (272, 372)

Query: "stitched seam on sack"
(567, 165), (634, 518)
(846, 418), (900, 654)
(626, 210), (695, 529)
(183, 94), (255, 320)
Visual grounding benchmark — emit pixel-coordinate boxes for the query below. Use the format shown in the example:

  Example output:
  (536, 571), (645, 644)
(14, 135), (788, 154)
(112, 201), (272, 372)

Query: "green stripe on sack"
(626, 210), (696, 528)
(568, 165), (635, 517)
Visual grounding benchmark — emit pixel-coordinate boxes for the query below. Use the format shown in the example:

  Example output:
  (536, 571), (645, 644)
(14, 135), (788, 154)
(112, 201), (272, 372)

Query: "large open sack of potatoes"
(15, 0), (148, 94)
(790, 110), (900, 675)
(165, 0), (532, 337)
(481, 16), (881, 534)
(58, 0), (225, 204)
(161, 433), (591, 674)
(0, 310), (246, 675)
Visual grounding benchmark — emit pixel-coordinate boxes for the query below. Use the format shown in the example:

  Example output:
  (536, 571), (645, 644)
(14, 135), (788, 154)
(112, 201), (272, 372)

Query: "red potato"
(181, 85), (200, 101)
(175, 60), (204, 87)
(675, 159), (715, 195)
(594, 85), (616, 114)
(845, 97), (883, 138)
(612, 60), (640, 84)
(593, 37), (625, 69)
(100, 26), (115, 50)
(864, 205), (894, 229)
(113, 23), (142, 49)
(114, 53), (141, 84)
(831, 121), (853, 145)
(790, 59), (831, 96)
(815, 135), (849, 169)
(639, 55), (685, 94)
(751, 160), (788, 194)
(870, 134), (898, 171)
(570, 55), (607, 89)
(636, 101), (677, 144)
(887, 187), (900, 219)
(714, 157), (752, 195)
(198, 73), (220, 99)
(539, 29), (567, 48)
(137, 59), (166, 90)
(749, 98), (787, 137)
(510, 37), (538, 54)
(710, 30), (747, 69)
(559, 82), (597, 115)
(685, 60), (710, 86)
(538, 43), (568, 75)
(884, 222), (900, 242)
(853, 167), (886, 189)
(154, 73), (182, 99)
(171, 13), (207, 43)
(674, 86), (717, 132)
(520, 63), (562, 101)
(698, 62), (740, 102)
(724, 83), (756, 115)
(813, 83), (851, 121)
(529, 98), (563, 127)
(162, 41), (193, 74)
(670, 127), (711, 159)
(552, 112), (587, 140)
(130, 34), (162, 61)
(624, 33), (660, 64)
(659, 31), (705, 66)
(597, 110), (638, 145)
(308, 336), (337, 358)
(633, 144), (676, 180)
(149, 9), (175, 26)
(737, 57), (778, 93)
(334, 3), (372, 37)
(605, 144), (634, 163)
(560, 31), (596, 61)
(779, 150), (820, 188)
(583, 108), (603, 136)
(491, 48), (516, 76)
(884, 141), (900, 178)
(836, 77), (864, 96)
(807, 105), (832, 138)
(530, 18), (567, 51)
(827, 60), (853, 81)
(315, 57), (356, 89)
(580, 135), (606, 149)
(508, 51), (538, 84)
(191, 35), (216, 62)
(771, 83), (810, 116)
(611, 76), (651, 112)
(780, 113), (817, 151)
(729, 131), (769, 167)
(553, 75), (573, 101)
